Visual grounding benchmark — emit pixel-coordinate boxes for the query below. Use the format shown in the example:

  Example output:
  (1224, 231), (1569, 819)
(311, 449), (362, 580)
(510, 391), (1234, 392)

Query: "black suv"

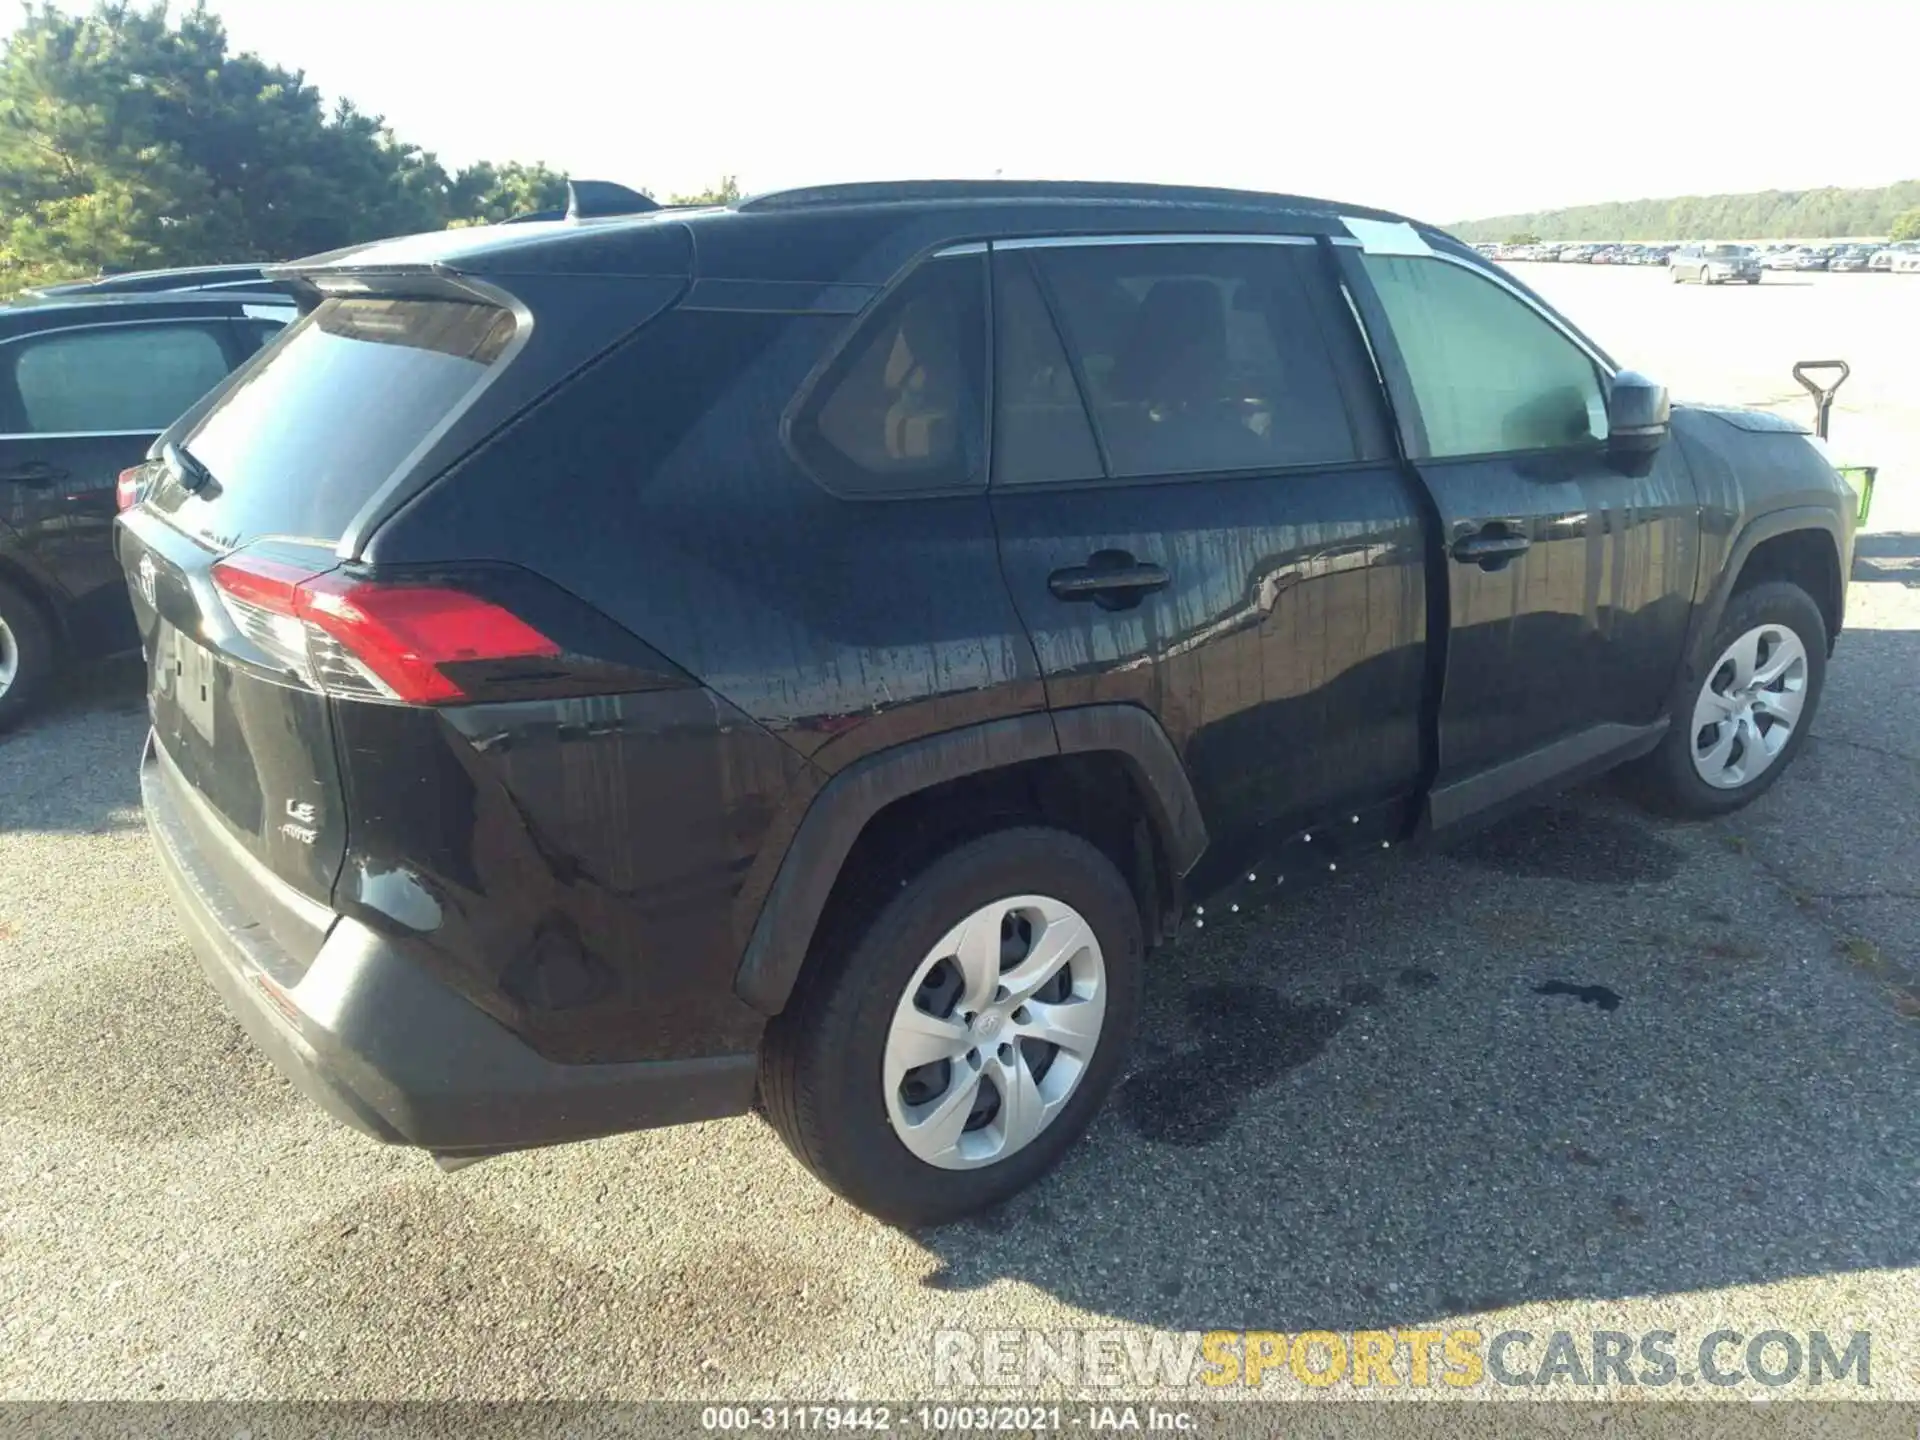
(0, 287), (294, 724)
(120, 181), (1853, 1226)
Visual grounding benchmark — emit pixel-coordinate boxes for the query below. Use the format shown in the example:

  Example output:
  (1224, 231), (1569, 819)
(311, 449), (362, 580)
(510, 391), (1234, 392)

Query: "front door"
(1339, 242), (1698, 812)
(986, 234), (1431, 866)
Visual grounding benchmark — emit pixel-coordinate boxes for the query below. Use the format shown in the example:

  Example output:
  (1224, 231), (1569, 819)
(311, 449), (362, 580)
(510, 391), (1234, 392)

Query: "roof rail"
(737, 178), (1399, 219)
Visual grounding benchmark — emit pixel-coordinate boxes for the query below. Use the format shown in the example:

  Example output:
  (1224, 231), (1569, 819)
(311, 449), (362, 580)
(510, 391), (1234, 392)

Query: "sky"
(26, 0), (1920, 220)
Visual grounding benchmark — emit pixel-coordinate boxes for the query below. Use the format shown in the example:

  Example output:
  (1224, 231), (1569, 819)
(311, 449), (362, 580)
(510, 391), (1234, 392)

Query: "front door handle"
(1048, 551), (1170, 610)
(1450, 527), (1531, 571)
(0, 460), (71, 486)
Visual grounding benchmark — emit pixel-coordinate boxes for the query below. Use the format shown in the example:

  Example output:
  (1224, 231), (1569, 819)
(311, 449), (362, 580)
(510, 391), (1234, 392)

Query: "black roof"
(20, 262), (275, 300)
(0, 288), (297, 336)
(279, 178), (1445, 289)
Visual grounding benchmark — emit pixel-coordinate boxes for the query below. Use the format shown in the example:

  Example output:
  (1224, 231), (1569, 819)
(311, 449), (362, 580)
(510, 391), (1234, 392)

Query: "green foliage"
(1891, 208), (1920, 243)
(669, 175), (741, 207)
(0, 3), (629, 292)
(1504, 231), (1541, 245)
(445, 160), (570, 227)
(1454, 181), (1920, 243)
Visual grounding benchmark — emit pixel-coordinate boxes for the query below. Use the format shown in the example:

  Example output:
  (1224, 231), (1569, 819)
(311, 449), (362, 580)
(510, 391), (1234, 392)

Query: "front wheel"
(1629, 580), (1827, 818)
(759, 827), (1144, 1227)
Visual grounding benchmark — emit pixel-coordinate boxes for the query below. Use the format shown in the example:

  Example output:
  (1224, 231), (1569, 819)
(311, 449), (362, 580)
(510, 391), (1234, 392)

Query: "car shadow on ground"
(914, 781), (1920, 1333)
(0, 655), (147, 834)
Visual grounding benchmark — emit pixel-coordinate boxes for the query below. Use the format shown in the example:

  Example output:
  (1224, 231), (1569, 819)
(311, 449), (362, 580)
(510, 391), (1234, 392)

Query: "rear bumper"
(142, 734), (757, 1157)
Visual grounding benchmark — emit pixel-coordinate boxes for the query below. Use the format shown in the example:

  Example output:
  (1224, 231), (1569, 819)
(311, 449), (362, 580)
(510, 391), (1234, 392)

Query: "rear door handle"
(1450, 528), (1531, 570)
(1048, 552), (1170, 610)
(0, 460), (71, 486)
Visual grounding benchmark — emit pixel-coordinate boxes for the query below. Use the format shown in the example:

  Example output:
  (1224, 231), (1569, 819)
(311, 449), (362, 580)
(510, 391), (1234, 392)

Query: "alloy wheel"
(882, 894), (1107, 1170)
(0, 614), (17, 698)
(1690, 623), (1809, 789)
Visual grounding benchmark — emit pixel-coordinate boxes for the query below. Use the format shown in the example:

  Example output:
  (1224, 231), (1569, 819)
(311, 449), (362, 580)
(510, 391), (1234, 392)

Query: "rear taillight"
(116, 462), (158, 512)
(211, 554), (559, 704)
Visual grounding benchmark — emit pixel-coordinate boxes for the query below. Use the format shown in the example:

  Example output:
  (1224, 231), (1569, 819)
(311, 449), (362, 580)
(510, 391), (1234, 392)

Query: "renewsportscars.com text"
(932, 1327), (1872, 1390)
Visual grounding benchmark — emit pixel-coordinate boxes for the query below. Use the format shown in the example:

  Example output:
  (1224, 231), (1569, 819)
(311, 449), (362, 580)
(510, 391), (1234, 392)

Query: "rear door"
(987, 235), (1430, 862)
(0, 317), (259, 649)
(119, 294), (522, 909)
(1337, 239), (1698, 819)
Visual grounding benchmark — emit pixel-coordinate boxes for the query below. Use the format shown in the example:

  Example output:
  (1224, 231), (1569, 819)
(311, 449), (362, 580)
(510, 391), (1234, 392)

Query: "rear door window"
(1021, 241), (1360, 479)
(8, 323), (232, 434)
(991, 252), (1103, 487)
(158, 297), (516, 545)
(789, 255), (986, 496)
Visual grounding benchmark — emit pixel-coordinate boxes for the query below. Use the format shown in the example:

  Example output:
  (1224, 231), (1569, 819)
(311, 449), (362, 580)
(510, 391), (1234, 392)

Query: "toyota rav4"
(119, 180), (1854, 1227)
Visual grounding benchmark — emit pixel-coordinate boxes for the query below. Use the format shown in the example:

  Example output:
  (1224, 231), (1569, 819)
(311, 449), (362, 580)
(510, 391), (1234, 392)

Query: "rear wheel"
(759, 827), (1143, 1227)
(1630, 581), (1827, 818)
(0, 576), (55, 730)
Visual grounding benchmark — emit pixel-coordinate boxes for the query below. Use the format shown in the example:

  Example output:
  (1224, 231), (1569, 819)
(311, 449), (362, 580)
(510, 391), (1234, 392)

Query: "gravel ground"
(1, 267), (1916, 1406)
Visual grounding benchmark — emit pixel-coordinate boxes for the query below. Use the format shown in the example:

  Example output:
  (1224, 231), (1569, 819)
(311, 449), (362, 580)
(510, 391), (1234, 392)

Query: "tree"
(1453, 179), (1920, 243)
(1504, 231), (1541, 245)
(0, 2), (639, 293)
(445, 160), (569, 226)
(1892, 208), (1920, 243)
(670, 174), (741, 206)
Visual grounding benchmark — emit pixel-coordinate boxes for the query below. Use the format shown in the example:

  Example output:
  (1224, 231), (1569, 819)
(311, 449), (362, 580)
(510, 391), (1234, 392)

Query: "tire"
(0, 575), (56, 730)
(1629, 580), (1827, 818)
(1747, 275), (1761, 285)
(759, 826), (1144, 1227)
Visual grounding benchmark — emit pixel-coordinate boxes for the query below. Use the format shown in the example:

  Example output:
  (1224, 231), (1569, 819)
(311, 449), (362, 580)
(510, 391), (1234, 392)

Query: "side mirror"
(1606, 371), (1670, 473)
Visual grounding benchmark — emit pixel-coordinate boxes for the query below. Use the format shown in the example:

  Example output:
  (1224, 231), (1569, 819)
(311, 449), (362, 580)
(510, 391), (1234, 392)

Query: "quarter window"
(1017, 242), (1359, 480)
(1360, 255), (1606, 458)
(10, 323), (232, 434)
(791, 255), (986, 495)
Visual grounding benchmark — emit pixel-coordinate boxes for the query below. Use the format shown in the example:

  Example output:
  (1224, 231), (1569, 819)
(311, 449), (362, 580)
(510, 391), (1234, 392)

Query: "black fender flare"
(732, 704), (1208, 1015)
(1685, 505), (1846, 676)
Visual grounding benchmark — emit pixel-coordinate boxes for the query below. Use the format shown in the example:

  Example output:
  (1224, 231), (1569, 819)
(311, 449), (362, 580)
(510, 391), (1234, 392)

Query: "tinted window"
(160, 298), (515, 544)
(791, 255), (985, 495)
(1360, 255), (1605, 458)
(10, 323), (231, 434)
(991, 253), (1102, 486)
(1030, 242), (1357, 478)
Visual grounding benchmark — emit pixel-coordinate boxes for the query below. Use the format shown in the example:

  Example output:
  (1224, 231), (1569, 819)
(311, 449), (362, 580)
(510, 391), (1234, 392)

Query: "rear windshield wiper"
(162, 439), (216, 495)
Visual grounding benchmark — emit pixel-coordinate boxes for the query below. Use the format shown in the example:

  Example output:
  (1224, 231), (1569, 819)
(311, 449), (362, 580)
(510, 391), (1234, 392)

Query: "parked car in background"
(1670, 243), (1762, 285)
(0, 288), (295, 725)
(1792, 246), (1836, 271)
(1870, 242), (1919, 272)
(119, 178), (1857, 1225)
(17, 263), (288, 301)
(1828, 245), (1875, 273)
(1893, 251), (1920, 274)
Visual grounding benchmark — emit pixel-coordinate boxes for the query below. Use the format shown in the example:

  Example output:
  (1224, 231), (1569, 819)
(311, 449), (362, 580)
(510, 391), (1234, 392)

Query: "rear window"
(157, 297), (515, 545)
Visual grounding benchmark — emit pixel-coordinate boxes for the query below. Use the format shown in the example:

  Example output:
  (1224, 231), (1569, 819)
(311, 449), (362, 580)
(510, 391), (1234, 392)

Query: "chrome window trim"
(1342, 241), (1617, 379)
(992, 233), (1318, 251)
(0, 428), (156, 442)
(0, 315), (246, 349)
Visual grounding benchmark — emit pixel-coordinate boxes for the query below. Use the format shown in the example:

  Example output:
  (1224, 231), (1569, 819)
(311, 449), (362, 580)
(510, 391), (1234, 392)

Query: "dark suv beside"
(0, 286), (294, 724)
(120, 181), (1853, 1226)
